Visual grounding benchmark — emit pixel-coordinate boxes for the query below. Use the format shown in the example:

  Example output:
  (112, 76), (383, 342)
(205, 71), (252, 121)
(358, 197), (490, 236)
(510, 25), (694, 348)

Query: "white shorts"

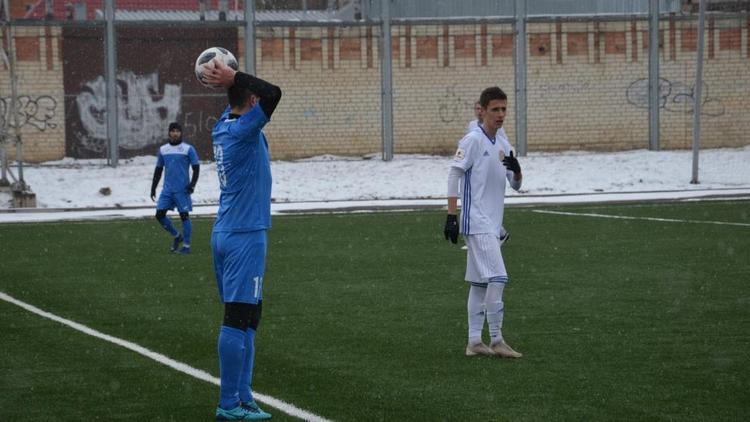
(464, 234), (508, 286)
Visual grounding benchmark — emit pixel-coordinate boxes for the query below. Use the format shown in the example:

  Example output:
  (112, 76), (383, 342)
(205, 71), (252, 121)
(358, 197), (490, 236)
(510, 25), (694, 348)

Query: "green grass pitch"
(1, 200), (749, 421)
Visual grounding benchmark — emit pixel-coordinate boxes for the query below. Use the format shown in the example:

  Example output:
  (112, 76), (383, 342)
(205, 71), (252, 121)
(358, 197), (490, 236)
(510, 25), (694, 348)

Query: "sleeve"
(188, 145), (200, 165)
(233, 72), (282, 119)
(230, 105), (269, 140)
(156, 150), (164, 168)
(218, 106), (232, 120)
(447, 166), (464, 197)
(450, 134), (478, 171)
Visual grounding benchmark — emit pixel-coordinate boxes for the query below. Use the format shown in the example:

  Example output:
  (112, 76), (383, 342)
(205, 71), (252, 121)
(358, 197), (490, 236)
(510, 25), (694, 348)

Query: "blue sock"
(238, 328), (257, 403)
(218, 326), (245, 410)
(182, 219), (193, 247)
(157, 216), (179, 237)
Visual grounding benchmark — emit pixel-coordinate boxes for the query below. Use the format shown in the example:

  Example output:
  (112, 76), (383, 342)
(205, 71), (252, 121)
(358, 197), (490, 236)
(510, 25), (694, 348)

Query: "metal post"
(691, 0), (706, 184)
(514, 0), (528, 156)
(105, 0), (118, 166)
(2, 0), (25, 188)
(380, 0), (394, 161)
(244, 0), (256, 74)
(648, 0), (660, 151)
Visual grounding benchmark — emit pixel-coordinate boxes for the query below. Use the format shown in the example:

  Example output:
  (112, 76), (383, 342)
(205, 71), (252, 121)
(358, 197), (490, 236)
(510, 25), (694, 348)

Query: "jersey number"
(213, 145), (227, 189)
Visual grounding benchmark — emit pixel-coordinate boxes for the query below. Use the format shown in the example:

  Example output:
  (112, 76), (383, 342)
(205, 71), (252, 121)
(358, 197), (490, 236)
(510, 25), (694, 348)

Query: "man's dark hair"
(228, 85), (255, 109)
(479, 87), (507, 108)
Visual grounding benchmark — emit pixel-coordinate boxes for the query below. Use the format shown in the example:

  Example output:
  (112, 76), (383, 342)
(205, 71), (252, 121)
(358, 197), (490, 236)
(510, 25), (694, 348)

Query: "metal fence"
(1, 0), (749, 191)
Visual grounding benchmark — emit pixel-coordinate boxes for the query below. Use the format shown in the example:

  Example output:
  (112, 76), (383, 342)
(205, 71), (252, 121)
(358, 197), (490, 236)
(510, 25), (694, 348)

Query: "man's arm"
(502, 150), (522, 191)
(151, 166), (163, 202)
(233, 72), (282, 118)
(444, 166), (464, 244)
(202, 60), (282, 118)
(188, 165), (200, 194)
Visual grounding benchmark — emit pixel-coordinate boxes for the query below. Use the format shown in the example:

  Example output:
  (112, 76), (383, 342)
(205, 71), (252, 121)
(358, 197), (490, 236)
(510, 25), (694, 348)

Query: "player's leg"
(177, 212), (192, 254)
(478, 236), (521, 358)
(464, 235), (493, 356)
(215, 231), (271, 420)
(155, 192), (182, 251)
(175, 193), (193, 254)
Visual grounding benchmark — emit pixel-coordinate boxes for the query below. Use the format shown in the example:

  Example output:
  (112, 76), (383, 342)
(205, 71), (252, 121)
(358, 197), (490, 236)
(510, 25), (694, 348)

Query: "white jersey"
(451, 126), (520, 236)
(466, 119), (480, 134)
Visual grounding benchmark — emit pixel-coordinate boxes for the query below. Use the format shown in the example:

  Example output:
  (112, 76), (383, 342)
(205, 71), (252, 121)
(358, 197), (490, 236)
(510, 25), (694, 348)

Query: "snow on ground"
(1, 146), (749, 211)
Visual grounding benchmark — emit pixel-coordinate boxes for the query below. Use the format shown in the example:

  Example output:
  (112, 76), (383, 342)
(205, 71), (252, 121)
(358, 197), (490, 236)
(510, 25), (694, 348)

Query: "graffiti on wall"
(438, 85), (476, 124)
(0, 95), (58, 132)
(626, 78), (725, 117)
(74, 71), (181, 152)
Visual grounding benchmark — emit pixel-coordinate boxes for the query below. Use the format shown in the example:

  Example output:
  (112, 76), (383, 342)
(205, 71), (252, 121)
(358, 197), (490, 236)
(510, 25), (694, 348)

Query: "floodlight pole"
(690, 0), (706, 184)
(244, 0), (256, 74)
(105, 0), (118, 166)
(380, 0), (394, 161)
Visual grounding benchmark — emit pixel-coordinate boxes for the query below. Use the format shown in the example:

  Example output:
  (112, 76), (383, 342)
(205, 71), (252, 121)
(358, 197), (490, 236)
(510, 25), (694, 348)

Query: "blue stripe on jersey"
(462, 168), (472, 235)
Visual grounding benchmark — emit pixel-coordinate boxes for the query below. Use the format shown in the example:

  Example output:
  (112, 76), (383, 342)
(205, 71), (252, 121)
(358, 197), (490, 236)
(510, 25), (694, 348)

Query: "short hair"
(479, 87), (507, 108)
(227, 85), (255, 109)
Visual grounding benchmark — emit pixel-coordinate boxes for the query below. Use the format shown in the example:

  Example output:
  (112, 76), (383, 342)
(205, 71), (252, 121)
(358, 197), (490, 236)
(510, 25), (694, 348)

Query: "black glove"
(150, 188), (156, 202)
(187, 184), (195, 194)
(502, 150), (521, 174)
(444, 214), (459, 244)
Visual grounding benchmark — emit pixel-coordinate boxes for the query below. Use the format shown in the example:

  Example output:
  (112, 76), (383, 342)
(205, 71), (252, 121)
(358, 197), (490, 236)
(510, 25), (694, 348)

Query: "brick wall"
(2, 17), (749, 162)
(0, 26), (65, 162)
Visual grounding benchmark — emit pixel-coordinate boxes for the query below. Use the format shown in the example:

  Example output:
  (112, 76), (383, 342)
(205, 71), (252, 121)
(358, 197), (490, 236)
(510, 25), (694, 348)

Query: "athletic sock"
(467, 284), (487, 344)
(182, 219), (193, 246)
(218, 325), (246, 410)
(485, 282), (506, 343)
(157, 216), (179, 237)
(238, 328), (257, 403)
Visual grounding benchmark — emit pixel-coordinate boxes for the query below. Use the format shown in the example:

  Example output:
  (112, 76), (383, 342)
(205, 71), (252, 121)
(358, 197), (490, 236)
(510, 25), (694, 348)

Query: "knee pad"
(155, 209), (167, 220)
(179, 212), (190, 221)
(223, 302), (261, 331)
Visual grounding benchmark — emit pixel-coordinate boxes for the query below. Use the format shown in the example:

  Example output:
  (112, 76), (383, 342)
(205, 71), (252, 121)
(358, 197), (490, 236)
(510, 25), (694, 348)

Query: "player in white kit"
(444, 87), (523, 358)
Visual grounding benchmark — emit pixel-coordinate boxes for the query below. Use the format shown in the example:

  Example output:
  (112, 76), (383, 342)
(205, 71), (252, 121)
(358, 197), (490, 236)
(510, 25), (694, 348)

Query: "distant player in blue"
(203, 59), (281, 421)
(150, 122), (200, 254)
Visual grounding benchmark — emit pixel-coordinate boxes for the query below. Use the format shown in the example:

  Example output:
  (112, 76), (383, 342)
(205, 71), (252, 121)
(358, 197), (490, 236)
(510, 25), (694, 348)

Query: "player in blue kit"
(150, 122), (200, 254)
(202, 59), (281, 421)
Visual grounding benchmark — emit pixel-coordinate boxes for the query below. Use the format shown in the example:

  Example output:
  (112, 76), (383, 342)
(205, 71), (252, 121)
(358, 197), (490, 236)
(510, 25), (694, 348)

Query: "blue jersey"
(156, 142), (200, 193)
(211, 105), (271, 232)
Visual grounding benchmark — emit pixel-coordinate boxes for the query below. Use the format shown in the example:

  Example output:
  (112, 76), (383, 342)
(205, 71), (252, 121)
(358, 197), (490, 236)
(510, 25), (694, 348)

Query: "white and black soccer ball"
(194, 47), (239, 89)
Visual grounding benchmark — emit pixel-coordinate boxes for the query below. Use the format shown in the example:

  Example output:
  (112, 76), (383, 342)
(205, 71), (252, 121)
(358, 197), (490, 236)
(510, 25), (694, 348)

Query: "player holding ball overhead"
(200, 52), (281, 421)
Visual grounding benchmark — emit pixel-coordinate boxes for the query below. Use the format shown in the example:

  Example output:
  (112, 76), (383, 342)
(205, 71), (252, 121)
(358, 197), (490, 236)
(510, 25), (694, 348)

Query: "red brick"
(491, 34), (513, 57)
(529, 33), (550, 57)
(16, 37), (40, 61)
(300, 38), (322, 61)
(339, 37), (360, 60)
(416, 35), (437, 59)
(604, 32), (626, 55)
(567, 32), (588, 56)
(454, 34), (475, 59)
(719, 28), (740, 50)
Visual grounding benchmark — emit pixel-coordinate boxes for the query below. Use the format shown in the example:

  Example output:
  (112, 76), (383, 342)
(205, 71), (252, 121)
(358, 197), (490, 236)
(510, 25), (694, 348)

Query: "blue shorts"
(211, 230), (267, 304)
(156, 191), (192, 213)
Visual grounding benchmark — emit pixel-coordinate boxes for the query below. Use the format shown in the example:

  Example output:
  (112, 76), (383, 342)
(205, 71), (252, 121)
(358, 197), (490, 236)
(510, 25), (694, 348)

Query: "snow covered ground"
(0, 146), (748, 222)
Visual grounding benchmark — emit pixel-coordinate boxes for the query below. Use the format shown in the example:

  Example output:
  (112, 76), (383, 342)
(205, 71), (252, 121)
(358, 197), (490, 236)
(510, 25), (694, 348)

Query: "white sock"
(485, 282), (505, 344)
(467, 285), (487, 344)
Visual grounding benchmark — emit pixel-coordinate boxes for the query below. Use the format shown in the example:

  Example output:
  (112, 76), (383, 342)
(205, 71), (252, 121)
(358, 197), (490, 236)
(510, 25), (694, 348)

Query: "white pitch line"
(0, 291), (333, 422)
(532, 209), (750, 227)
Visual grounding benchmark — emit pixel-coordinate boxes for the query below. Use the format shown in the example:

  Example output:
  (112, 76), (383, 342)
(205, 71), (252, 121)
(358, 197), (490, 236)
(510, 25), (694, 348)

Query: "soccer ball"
(194, 47), (239, 89)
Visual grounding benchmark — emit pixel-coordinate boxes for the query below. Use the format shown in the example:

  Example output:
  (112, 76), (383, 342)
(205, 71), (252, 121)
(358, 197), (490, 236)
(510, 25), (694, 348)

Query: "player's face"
(482, 99), (507, 131)
(168, 129), (182, 141)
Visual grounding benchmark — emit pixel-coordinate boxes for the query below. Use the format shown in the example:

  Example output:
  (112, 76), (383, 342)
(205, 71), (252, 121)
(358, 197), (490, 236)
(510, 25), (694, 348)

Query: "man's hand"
(150, 189), (156, 202)
(502, 150), (521, 174)
(444, 214), (459, 244)
(202, 59), (237, 89)
(187, 184), (195, 194)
